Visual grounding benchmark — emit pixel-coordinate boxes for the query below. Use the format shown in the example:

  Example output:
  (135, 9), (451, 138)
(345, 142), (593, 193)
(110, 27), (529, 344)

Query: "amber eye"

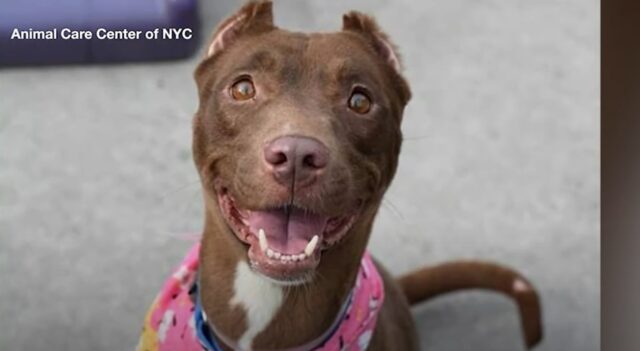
(348, 91), (372, 114)
(230, 79), (256, 101)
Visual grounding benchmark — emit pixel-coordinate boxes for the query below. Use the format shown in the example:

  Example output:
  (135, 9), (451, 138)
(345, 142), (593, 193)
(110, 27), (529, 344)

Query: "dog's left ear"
(342, 11), (402, 72)
(343, 11), (411, 106)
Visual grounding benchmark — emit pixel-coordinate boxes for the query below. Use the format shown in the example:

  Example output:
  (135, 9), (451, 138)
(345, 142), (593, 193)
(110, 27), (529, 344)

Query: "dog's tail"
(398, 260), (543, 349)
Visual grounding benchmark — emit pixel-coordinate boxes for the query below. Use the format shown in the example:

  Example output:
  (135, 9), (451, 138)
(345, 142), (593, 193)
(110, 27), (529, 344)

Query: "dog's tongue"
(248, 207), (327, 255)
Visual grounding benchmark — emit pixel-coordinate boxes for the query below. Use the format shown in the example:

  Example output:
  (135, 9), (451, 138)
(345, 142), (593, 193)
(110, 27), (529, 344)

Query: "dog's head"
(193, 1), (410, 284)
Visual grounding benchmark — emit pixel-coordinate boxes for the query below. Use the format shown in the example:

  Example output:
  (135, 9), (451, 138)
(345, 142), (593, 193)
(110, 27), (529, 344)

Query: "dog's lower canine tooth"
(258, 229), (268, 252)
(267, 249), (274, 258)
(304, 235), (319, 256)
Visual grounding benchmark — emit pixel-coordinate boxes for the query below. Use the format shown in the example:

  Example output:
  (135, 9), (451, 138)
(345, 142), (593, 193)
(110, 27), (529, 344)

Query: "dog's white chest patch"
(230, 261), (283, 350)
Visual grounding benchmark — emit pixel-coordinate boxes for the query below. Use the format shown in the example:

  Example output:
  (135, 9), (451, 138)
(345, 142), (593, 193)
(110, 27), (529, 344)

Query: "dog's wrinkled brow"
(235, 50), (278, 73)
(330, 58), (383, 91)
(234, 47), (304, 87)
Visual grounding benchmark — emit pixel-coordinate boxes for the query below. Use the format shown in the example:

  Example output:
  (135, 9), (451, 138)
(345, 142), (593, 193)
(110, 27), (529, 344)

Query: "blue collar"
(192, 281), (353, 351)
(194, 295), (224, 351)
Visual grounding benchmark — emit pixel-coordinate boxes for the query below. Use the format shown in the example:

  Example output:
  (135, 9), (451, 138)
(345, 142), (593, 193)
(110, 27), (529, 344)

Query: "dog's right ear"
(205, 1), (275, 58)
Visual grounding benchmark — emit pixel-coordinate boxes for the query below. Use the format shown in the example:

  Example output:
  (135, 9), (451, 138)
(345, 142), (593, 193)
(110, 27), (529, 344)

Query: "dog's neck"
(198, 198), (375, 351)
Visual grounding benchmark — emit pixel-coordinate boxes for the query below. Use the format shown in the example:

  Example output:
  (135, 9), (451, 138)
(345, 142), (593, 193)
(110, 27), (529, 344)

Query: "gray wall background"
(0, 0), (599, 350)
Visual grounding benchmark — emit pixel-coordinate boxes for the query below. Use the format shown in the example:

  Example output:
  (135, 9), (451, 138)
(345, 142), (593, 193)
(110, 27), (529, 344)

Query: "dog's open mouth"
(217, 187), (358, 284)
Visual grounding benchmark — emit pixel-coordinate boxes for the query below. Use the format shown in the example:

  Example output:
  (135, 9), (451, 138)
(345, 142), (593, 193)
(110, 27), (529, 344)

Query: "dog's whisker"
(381, 197), (405, 221)
(403, 134), (431, 141)
(159, 179), (201, 200)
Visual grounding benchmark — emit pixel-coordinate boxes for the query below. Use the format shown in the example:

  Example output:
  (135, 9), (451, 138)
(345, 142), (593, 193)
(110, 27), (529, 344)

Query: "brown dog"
(139, 1), (542, 350)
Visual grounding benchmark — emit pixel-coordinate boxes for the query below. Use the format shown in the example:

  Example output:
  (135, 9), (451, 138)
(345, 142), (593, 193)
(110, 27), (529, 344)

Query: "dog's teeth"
(266, 249), (275, 258)
(297, 254), (306, 261)
(273, 251), (281, 259)
(258, 229), (268, 252)
(304, 235), (319, 256)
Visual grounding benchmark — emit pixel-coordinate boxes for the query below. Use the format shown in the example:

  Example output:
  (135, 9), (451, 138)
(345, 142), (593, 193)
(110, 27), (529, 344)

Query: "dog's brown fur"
(191, 1), (542, 350)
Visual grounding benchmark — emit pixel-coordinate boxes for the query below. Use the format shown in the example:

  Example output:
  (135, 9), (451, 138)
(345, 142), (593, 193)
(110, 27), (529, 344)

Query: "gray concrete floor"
(0, 0), (599, 350)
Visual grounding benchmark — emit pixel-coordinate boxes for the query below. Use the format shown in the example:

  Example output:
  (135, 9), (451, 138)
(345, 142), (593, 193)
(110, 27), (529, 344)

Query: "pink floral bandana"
(137, 242), (384, 351)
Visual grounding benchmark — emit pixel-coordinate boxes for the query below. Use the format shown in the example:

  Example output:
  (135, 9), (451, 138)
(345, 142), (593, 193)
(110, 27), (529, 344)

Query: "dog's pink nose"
(264, 136), (329, 185)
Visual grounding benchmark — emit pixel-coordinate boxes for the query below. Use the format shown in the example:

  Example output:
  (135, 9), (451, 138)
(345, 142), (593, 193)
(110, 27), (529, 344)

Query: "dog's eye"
(230, 79), (256, 101)
(348, 91), (372, 114)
